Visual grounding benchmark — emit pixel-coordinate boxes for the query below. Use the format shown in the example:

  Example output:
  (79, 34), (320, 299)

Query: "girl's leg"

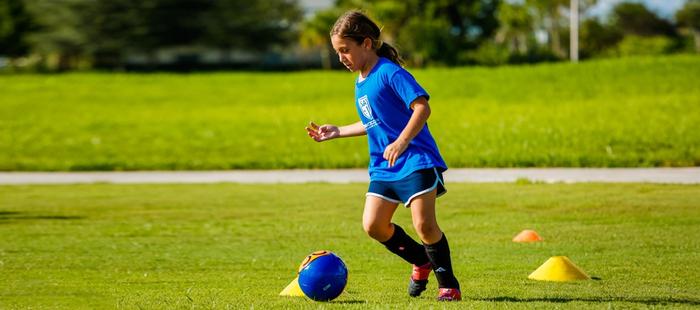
(364, 195), (432, 297)
(410, 189), (460, 293)
(409, 189), (442, 244)
(363, 195), (428, 264)
(362, 195), (399, 242)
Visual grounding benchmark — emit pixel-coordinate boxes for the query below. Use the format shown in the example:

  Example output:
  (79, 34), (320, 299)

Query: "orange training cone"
(513, 229), (543, 242)
(528, 256), (591, 281)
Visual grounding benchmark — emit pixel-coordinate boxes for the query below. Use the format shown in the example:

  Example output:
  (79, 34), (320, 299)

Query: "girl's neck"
(359, 54), (380, 80)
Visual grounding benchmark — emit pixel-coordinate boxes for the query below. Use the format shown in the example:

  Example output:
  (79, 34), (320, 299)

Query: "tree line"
(1, 0), (699, 71)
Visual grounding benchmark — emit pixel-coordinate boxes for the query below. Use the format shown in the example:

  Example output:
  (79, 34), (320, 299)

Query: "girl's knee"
(413, 220), (440, 239)
(363, 221), (392, 242)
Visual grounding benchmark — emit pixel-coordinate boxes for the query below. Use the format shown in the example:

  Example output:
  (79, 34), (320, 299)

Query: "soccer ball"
(297, 250), (348, 301)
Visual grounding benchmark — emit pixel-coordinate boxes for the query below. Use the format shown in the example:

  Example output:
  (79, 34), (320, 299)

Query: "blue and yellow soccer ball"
(297, 250), (348, 301)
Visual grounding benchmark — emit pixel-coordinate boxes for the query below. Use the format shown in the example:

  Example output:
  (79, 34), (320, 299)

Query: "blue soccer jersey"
(355, 57), (447, 181)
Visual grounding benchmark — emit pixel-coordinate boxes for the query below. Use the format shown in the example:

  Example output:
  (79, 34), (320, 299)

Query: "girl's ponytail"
(376, 41), (404, 67)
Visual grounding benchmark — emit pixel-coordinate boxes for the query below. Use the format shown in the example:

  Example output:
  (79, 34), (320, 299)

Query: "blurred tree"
(615, 35), (676, 56)
(526, 0), (568, 57)
(201, 1), (302, 51)
(676, 0), (700, 52)
(397, 15), (453, 66)
(23, 0), (91, 70)
(0, 0), (35, 58)
(146, 0), (211, 47)
(579, 18), (623, 57)
(464, 41), (510, 66)
(611, 2), (676, 37)
(300, 9), (339, 69)
(332, 0), (500, 66)
(82, 0), (302, 69)
(361, 0), (411, 43)
(525, 0), (597, 58)
(430, 0), (501, 55)
(496, 2), (533, 54)
(81, 0), (160, 68)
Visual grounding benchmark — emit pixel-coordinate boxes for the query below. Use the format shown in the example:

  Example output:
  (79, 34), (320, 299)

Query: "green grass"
(1, 55), (699, 170)
(1, 183), (698, 308)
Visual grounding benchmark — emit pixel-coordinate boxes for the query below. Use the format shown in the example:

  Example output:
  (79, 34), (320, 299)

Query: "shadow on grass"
(474, 296), (700, 306)
(0, 211), (84, 223)
(331, 300), (366, 304)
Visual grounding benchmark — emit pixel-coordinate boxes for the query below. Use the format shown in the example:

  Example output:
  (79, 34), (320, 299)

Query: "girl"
(305, 10), (460, 301)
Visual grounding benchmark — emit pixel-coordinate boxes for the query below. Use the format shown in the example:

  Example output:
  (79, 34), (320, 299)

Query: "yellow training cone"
(513, 229), (543, 242)
(279, 276), (305, 296)
(528, 256), (591, 281)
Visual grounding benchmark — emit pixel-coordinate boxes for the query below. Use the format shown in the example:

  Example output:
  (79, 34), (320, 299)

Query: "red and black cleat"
(408, 262), (431, 297)
(437, 288), (462, 301)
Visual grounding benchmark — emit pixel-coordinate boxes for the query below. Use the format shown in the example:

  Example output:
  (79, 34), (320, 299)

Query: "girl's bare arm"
(306, 121), (366, 142)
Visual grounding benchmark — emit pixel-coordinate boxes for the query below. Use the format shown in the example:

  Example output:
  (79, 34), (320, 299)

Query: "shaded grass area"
(1, 55), (699, 170)
(0, 183), (698, 309)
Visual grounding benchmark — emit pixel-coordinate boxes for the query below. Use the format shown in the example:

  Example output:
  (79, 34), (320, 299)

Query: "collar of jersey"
(356, 57), (386, 86)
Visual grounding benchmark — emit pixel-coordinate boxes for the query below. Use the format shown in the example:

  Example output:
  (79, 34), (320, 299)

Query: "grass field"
(1, 55), (699, 171)
(1, 182), (698, 308)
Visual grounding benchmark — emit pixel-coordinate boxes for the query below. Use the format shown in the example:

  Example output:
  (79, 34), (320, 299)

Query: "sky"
(299, 0), (688, 20)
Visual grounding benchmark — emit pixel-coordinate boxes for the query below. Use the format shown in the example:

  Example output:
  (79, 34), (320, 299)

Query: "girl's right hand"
(305, 121), (340, 142)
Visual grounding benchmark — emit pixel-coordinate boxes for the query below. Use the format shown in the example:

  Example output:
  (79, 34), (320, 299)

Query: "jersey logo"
(358, 95), (373, 120)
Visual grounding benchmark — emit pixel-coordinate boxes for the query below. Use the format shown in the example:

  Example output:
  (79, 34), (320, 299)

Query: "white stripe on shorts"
(366, 192), (402, 204)
(405, 167), (442, 207)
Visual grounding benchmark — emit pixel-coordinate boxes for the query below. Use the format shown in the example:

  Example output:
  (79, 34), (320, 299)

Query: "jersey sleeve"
(389, 69), (430, 110)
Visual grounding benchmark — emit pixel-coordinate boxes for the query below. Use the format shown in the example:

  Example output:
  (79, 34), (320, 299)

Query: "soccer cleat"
(408, 262), (431, 297)
(437, 288), (462, 301)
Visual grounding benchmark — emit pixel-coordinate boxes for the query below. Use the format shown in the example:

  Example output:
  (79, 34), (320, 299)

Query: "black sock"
(424, 233), (460, 289)
(380, 224), (430, 266)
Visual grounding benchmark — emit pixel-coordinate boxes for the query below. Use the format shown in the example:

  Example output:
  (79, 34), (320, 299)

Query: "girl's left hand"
(383, 139), (408, 167)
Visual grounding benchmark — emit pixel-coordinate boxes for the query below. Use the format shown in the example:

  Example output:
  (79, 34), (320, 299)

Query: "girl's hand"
(306, 121), (340, 142)
(383, 139), (408, 167)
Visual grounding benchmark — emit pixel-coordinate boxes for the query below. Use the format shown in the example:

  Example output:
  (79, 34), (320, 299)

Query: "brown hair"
(330, 10), (404, 66)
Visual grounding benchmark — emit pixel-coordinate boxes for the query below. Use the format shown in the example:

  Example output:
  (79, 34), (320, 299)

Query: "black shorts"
(366, 167), (446, 207)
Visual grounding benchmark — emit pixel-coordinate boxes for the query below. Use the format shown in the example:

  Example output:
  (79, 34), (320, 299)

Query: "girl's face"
(331, 34), (373, 72)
